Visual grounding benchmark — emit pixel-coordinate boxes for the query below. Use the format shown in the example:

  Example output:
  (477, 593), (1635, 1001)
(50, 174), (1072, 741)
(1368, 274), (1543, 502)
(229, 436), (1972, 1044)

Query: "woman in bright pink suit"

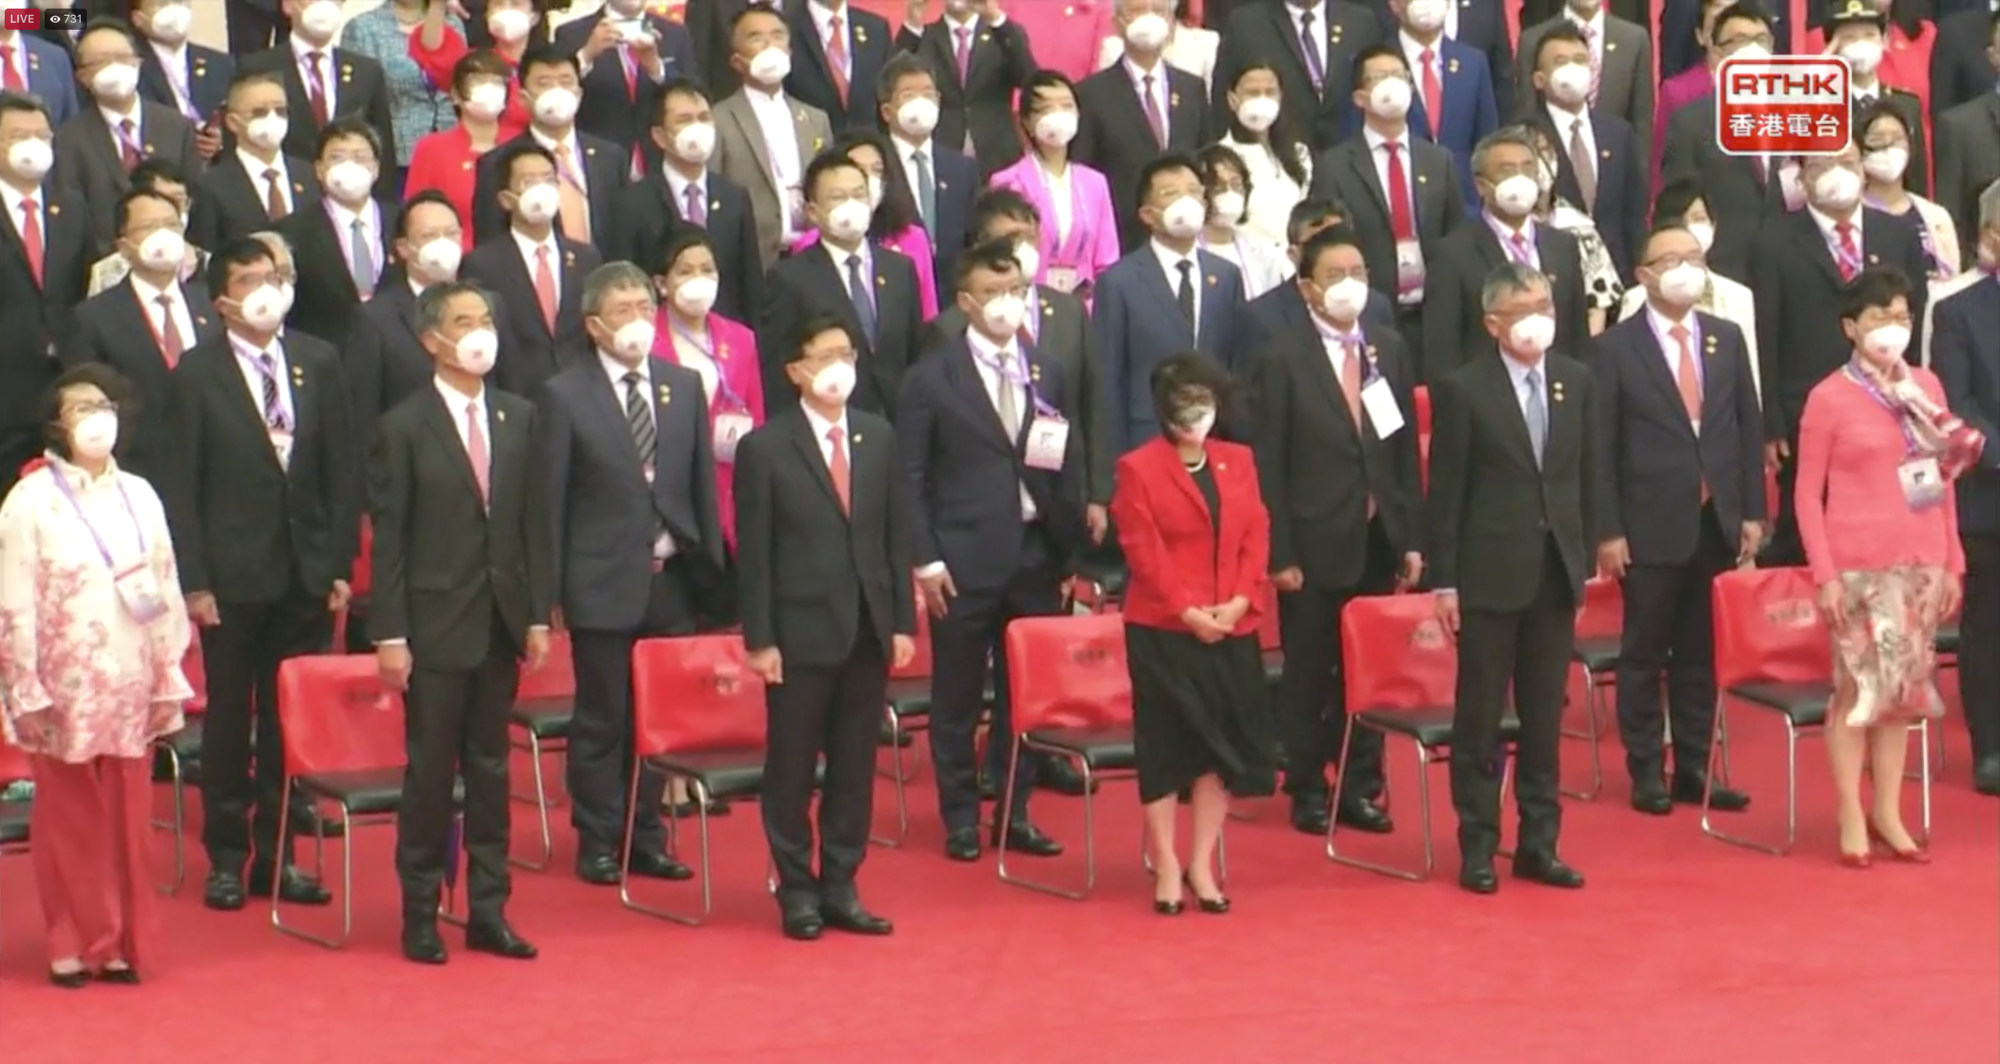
(988, 70), (1121, 298)
(791, 131), (941, 319)
(650, 230), (764, 552)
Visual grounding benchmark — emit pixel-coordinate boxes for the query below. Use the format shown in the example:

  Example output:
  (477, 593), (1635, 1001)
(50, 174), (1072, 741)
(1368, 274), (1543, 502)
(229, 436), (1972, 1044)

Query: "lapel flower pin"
(1206, 274), (1218, 287)
(854, 24), (868, 43)
(48, 203), (58, 215)
(1170, 91), (1181, 108)
(564, 250), (577, 267)
(293, 181), (304, 194)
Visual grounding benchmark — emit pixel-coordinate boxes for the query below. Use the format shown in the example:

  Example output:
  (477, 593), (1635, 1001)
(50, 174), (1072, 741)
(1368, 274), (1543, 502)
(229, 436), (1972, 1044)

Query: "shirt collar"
(290, 33), (330, 63)
(530, 127), (576, 154)
(943, 10), (979, 32)
(1311, 311), (1364, 346)
(1363, 124), (1407, 151)
(511, 225), (559, 261)
(1123, 56), (1163, 89)
(1399, 29), (1442, 60)
(1149, 238), (1195, 279)
(663, 165), (704, 198)
(894, 135), (932, 167)
(128, 271), (179, 305)
(1485, 210), (1536, 244)
(808, 1), (845, 35)
(326, 196), (377, 232)
(600, 350), (649, 387)
(965, 326), (1016, 367)
(1807, 204), (1858, 240)
(1546, 100), (1588, 129)
(237, 147), (284, 178)
(229, 330), (281, 363)
(1503, 353), (1544, 387)
(1646, 302), (1698, 339)
(826, 238), (872, 272)
(435, 375), (487, 412)
(99, 99), (141, 129)
(1567, 8), (1605, 37)
(800, 399), (848, 441)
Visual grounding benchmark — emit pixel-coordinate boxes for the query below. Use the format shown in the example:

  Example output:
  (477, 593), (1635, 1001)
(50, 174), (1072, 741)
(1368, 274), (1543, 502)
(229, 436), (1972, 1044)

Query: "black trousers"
(566, 560), (697, 856)
(0, 423), (40, 500)
(1961, 532), (2000, 762)
(395, 618), (520, 923)
(1615, 506), (1734, 779)
(1764, 442), (1807, 567)
(928, 525), (1065, 831)
(199, 589), (331, 875)
(1277, 520), (1396, 801)
(1450, 538), (1578, 862)
(761, 624), (888, 910)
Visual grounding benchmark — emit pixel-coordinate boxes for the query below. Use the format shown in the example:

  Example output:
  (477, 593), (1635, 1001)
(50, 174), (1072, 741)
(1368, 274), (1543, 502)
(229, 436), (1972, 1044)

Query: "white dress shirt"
(3, 185), (44, 249)
(1485, 211), (1541, 270)
(236, 148), (294, 214)
(1808, 204), (1863, 264)
(808, 1), (853, 81)
(148, 39), (200, 120)
(744, 86), (805, 242)
(1124, 56), (1171, 141)
(100, 100), (144, 161)
(801, 399), (851, 469)
(512, 226), (562, 288)
(290, 33), (338, 116)
(893, 134), (936, 229)
(830, 239), (875, 309)
(1646, 304), (1701, 388)
(1311, 310), (1368, 382)
(1037, 156), (1074, 243)
(1363, 125), (1418, 219)
(1399, 30), (1445, 93)
(325, 197), (385, 290)
(1151, 239), (1202, 332)
(966, 328), (1038, 522)
(434, 375), (487, 462)
(1546, 101), (1596, 163)
(129, 272), (195, 353)
(1503, 352), (1544, 427)
(664, 165), (708, 222)
(529, 127), (589, 194)
(229, 332), (296, 431)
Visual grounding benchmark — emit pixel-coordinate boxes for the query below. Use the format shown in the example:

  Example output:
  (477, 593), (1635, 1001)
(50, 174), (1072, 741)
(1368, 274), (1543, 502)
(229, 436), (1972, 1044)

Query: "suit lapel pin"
(1552, 380), (1566, 403)
(340, 64), (353, 83)
(496, 408), (506, 423)
(1867, 253), (1879, 264)
(1215, 460), (1226, 471)
(293, 181), (305, 194)
(854, 24), (868, 44)
(1417, 174), (1428, 184)
(1606, 40), (1617, 52)
(852, 432), (863, 445)
(47, 203), (58, 216)
(876, 274), (886, 286)
(1206, 273), (1218, 287)
(143, 143), (155, 156)
(659, 383), (672, 404)
(979, 32), (992, 42)
(586, 145), (597, 157)
(710, 198), (720, 212)
(938, 180), (948, 191)
(1170, 91), (1181, 108)
(565, 250), (577, 268)
(1600, 148), (1611, 159)
(194, 60), (205, 74)
(1029, 363), (1042, 382)
(28, 55), (38, 71)
(196, 314), (208, 326)
(1448, 57), (1460, 74)
(812, 136), (824, 151)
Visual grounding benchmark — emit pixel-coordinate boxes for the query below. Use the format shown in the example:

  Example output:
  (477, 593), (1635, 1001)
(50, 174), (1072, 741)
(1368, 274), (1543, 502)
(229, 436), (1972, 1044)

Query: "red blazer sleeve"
(1110, 449), (1202, 622)
(408, 24), (470, 93)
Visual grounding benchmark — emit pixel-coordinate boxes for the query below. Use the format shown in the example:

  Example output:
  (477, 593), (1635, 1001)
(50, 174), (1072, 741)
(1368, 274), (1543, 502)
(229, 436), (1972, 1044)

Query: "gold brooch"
(293, 182), (304, 194)
(1170, 92), (1181, 108)
(852, 432), (863, 445)
(658, 384), (671, 403)
(496, 409), (506, 422)
(47, 203), (58, 215)
(340, 65), (353, 83)
(1206, 274), (1218, 286)
(1606, 41), (1617, 52)
(564, 250), (577, 267)
(1448, 58), (1460, 74)
(854, 25), (868, 43)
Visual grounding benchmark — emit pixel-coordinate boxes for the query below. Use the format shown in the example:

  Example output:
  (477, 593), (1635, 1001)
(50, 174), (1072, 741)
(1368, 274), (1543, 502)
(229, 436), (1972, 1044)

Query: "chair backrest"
(890, 580), (934, 679)
(351, 517), (373, 598)
(276, 655), (406, 777)
(630, 635), (767, 758)
(1575, 577), (1622, 642)
(1004, 613), (1132, 732)
(1711, 567), (1831, 689)
(1340, 593), (1457, 711)
(517, 628), (577, 700)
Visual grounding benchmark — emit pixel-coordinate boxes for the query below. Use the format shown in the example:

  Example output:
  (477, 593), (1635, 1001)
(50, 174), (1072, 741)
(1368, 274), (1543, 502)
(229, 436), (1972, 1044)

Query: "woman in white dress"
(1196, 144), (1291, 299)
(1213, 60), (1312, 254)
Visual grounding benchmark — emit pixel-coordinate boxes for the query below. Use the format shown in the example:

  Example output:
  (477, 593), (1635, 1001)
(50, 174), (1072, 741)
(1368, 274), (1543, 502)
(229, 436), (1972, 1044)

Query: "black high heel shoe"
(48, 967), (88, 989)
(1183, 873), (1230, 915)
(97, 963), (140, 985)
(1152, 869), (1184, 915)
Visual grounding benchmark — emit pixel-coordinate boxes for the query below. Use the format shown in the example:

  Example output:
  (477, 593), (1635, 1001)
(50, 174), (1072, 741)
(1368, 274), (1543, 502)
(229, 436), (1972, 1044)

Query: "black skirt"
(1126, 623), (1277, 804)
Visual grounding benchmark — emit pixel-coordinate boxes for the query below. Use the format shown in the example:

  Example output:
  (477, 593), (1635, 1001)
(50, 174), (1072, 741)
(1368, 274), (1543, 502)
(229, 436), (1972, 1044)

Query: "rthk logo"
(1716, 55), (1851, 156)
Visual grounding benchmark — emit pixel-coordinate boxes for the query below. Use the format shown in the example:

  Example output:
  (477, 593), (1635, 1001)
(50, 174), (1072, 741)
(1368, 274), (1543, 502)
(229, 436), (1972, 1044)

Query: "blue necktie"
(1524, 368), (1548, 469)
(845, 252), (877, 343)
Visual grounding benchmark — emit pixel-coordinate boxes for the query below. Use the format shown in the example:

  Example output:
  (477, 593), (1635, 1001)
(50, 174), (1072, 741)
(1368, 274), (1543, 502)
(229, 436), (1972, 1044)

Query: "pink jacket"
(652, 312), (764, 551)
(988, 155), (1121, 292)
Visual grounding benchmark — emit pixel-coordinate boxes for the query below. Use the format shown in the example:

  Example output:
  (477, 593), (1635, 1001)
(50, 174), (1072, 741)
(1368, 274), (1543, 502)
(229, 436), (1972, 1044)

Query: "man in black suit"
(1660, 4), (1789, 282)
(895, 0), (1035, 174)
(347, 190), (463, 455)
(371, 280), (549, 966)
(188, 69), (323, 251)
(606, 77), (762, 323)
(540, 261), (719, 887)
(783, 0), (894, 134)
(1752, 142), (1930, 564)
(1076, 0), (1213, 252)
(1592, 223), (1762, 815)
(1251, 225), (1421, 836)
(462, 143), (604, 398)
(554, 0), (701, 174)
(56, 19), (202, 252)
(1244, 196), (1401, 348)
(1929, 4), (1998, 120)
(134, 0), (233, 159)
(62, 186), (221, 483)
(1215, 0), (1386, 153)
(469, 47), (626, 247)
(238, 0), (397, 165)
(738, 312), (917, 941)
(757, 151), (924, 418)
(1423, 127), (1589, 380)
(0, 92), (89, 496)
(1428, 262), (1593, 895)
(279, 117), (399, 352)
(166, 237), (359, 913)
(897, 241), (1082, 862)
(1523, 24), (1647, 279)
(879, 52), (979, 307)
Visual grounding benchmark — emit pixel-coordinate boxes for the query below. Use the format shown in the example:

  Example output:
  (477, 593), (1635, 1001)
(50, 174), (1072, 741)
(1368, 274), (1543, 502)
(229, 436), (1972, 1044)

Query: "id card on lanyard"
(985, 351), (1067, 471)
(1846, 363), (1945, 511)
(673, 323), (755, 463)
(48, 468), (170, 625)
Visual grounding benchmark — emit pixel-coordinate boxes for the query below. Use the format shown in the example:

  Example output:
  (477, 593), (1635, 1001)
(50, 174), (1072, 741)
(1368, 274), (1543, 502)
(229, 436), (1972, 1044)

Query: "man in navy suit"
(878, 52), (977, 309)
(1385, 0), (1499, 205)
(1591, 223), (1761, 816)
(1094, 153), (1248, 454)
(1524, 23), (1646, 278)
(539, 261), (723, 886)
(1363, 0), (1517, 117)
(1245, 197), (1400, 349)
(897, 240), (1085, 862)
(783, 0), (893, 135)
(132, 0), (230, 164)
(0, 18), (79, 127)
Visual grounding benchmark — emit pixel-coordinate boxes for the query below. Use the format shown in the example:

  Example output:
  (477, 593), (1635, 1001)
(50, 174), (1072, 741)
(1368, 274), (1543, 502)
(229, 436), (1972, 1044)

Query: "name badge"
(269, 428), (293, 470)
(1898, 456), (1945, 510)
(713, 411), (753, 464)
(1044, 265), (1081, 294)
(1359, 377), (1404, 438)
(113, 562), (170, 625)
(1394, 238), (1426, 304)
(1023, 415), (1069, 471)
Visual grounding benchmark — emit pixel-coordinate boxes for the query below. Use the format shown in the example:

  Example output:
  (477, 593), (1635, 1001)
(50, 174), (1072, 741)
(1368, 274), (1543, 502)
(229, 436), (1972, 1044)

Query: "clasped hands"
(1181, 597), (1250, 643)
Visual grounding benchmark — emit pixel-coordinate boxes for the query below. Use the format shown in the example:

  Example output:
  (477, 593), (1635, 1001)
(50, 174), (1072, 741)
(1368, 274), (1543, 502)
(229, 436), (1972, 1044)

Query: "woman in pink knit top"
(1795, 268), (1985, 867)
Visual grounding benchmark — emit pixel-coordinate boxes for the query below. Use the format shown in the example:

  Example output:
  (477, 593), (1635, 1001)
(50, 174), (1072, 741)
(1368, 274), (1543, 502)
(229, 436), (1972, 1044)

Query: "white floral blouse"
(0, 454), (192, 762)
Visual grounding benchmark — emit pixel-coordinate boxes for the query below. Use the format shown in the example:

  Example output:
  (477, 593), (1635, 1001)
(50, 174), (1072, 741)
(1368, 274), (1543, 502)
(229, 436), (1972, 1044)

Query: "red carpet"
(3, 681), (1996, 1064)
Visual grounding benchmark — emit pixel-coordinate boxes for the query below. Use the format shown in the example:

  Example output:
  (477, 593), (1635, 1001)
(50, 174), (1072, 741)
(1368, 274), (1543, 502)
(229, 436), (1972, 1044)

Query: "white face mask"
(455, 328), (499, 376)
(147, 2), (193, 45)
(1369, 76), (1413, 120)
(1861, 323), (1911, 363)
(136, 228), (186, 273)
(1812, 165), (1863, 210)
(415, 237), (462, 280)
(1210, 190), (1246, 227)
(514, 183), (561, 225)
(70, 410), (119, 463)
(1657, 262), (1707, 306)
(298, 0), (345, 42)
(824, 199), (873, 243)
(810, 359), (856, 404)
(673, 275), (719, 317)
(1687, 221), (1716, 252)
(1508, 313), (1557, 357)
(91, 61), (140, 102)
(1235, 95), (1281, 133)
(1033, 109), (1078, 148)
(1729, 42), (1772, 63)
(1492, 173), (1541, 216)
(532, 87), (579, 127)
(865, 174), (885, 210)
(1546, 62), (1591, 107)
(1321, 277), (1369, 322)
(1159, 195), (1206, 239)
(748, 46), (791, 86)
(239, 283), (290, 332)
(1405, 0), (1448, 32)
(463, 82), (509, 122)
(7, 137), (52, 182)
(1124, 13), (1171, 51)
(896, 96), (940, 138)
(673, 121), (716, 163)
(1014, 240), (1041, 281)
(244, 113), (288, 152)
(608, 318), (656, 362)
(1862, 146), (1908, 184)
(488, 7), (534, 43)
(324, 160), (375, 204)
(1840, 38), (1884, 76)
(1175, 405), (1216, 444)
(980, 292), (1028, 337)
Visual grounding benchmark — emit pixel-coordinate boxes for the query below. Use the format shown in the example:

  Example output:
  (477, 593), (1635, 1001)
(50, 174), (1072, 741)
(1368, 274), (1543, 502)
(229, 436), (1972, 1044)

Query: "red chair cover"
(0, 731), (30, 784)
(630, 635), (766, 759)
(1003, 614), (1131, 733)
(1710, 567), (1831, 690)
(1575, 577), (1622, 642)
(351, 518), (373, 599)
(517, 629), (576, 701)
(1419, 433), (1432, 492)
(1339, 593), (1457, 711)
(275, 656), (406, 777)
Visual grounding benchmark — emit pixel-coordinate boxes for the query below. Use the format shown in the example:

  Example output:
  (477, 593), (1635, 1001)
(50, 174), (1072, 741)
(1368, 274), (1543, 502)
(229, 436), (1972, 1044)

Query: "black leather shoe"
(821, 900), (894, 936)
(781, 906), (824, 941)
(943, 827), (982, 862)
(1183, 873), (1230, 914)
(1630, 777), (1673, 815)
(1334, 795), (1394, 833)
(575, 852), (622, 885)
(464, 919), (537, 959)
(1673, 773), (1750, 812)
(1459, 860), (1499, 895)
(96, 964), (140, 985)
(992, 821), (1063, 857)
(48, 967), (89, 989)
(975, 773), (999, 802)
(203, 870), (246, 912)
(1288, 797), (1331, 835)
(251, 865), (332, 906)
(1972, 755), (2000, 797)
(1512, 853), (1586, 889)
(628, 849), (695, 881)
(401, 921), (447, 965)
(1036, 757), (1095, 796)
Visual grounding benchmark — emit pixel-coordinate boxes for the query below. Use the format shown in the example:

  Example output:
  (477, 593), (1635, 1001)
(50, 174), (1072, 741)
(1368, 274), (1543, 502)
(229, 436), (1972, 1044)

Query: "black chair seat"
(648, 751), (824, 801)
(1024, 726), (1135, 771)
(0, 801), (28, 846)
(1354, 706), (1521, 747)
(152, 716), (204, 783)
(1262, 648), (1285, 683)
(509, 697), (574, 739)
(1727, 682), (1830, 726)
(1936, 625), (1960, 656)
(1572, 636), (1621, 674)
(293, 770), (463, 818)
(884, 677), (933, 720)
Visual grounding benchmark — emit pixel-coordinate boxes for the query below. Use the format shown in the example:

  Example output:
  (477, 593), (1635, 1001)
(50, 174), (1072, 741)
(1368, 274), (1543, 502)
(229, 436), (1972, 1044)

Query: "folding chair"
(1704, 567), (1933, 855)
(621, 634), (771, 925)
(150, 642), (208, 894)
(1924, 619), (1958, 778)
(1565, 577), (1621, 801)
(506, 629), (576, 870)
(1327, 593), (1518, 881)
(876, 590), (935, 846)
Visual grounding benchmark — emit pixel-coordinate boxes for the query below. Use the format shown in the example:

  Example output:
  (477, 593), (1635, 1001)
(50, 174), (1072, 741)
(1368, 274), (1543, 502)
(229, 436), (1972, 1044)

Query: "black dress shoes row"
(1459, 854), (1586, 894)
(1632, 772), (1752, 815)
(781, 900), (893, 940)
(943, 827), (982, 862)
(205, 866), (332, 910)
(1290, 794), (1394, 836)
(575, 849), (695, 885)
(402, 918), (538, 965)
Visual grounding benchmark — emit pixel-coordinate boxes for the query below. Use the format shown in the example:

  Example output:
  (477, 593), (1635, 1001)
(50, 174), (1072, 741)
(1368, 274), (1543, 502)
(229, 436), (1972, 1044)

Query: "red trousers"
(29, 755), (157, 971)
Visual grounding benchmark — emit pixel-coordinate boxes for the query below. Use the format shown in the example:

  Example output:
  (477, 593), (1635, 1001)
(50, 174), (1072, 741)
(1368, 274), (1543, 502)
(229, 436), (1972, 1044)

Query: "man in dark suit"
(1075, 1), (1212, 252)
(540, 261), (720, 887)
(879, 52), (978, 306)
(1516, 0), (1654, 162)
(782, 0), (893, 134)
(165, 237), (359, 913)
(1094, 153), (1249, 454)
(62, 186), (221, 483)
(469, 47), (626, 247)
(1309, 46), (1467, 376)
(898, 240), (1083, 862)
(462, 143), (604, 398)
(757, 151), (924, 418)
(738, 312), (917, 941)
(1523, 23), (1647, 279)
(1826, 3), (1929, 196)
(895, 0), (1034, 174)
(0, 92), (89, 496)
(188, 69), (323, 251)
(370, 280), (549, 966)
(1363, 0), (1516, 116)
(0, 20), (80, 127)
(1592, 223), (1762, 815)
(1214, 0), (1386, 153)
(347, 190), (463, 455)
(1929, 5), (1998, 119)
(238, 0), (397, 165)
(554, 0), (701, 174)
(1428, 262), (1593, 895)
(1251, 225), (1421, 836)
(1660, 4), (1788, 282)
(1423, 127), (1589, 380)
(689, 0), (752, 98)
(607, 78), (761, 323)
(56, 19), (201, 252)
(1934, 31), (2000, 264)
(279, 117), (399, 352)
(1752, 143), (1930, 564)
(134, 0), (234, 155)
(1387, 0), (1502, 203)
(1244, 197), (1401, 348)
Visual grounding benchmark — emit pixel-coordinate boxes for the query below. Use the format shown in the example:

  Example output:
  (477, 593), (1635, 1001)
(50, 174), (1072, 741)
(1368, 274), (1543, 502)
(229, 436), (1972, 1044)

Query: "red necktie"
(1419, 49), (1443, 139)
(534, 245), (559, 331)
(1836, 221), (1860, 281)
(155, 293), (184, 366)
(620, 44), (638, 101)
(0, 45), (23, 93)
(826, 15), (849, 106)
(826, 425), (851, 515)
(954, 26), (972, 83)
(306, 51), (330, 126)
(1383, 140), (1415, 241)
(18, 197), (43, 289)
(1672, 323), (1710, 502)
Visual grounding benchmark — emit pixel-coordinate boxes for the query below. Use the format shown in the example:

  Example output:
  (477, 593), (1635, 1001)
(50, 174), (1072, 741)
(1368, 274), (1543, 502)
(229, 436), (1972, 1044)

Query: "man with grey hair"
(1428, 261), (1596, 895)
(538, 261), (724, 885)
(1927, 178), (2000, 797)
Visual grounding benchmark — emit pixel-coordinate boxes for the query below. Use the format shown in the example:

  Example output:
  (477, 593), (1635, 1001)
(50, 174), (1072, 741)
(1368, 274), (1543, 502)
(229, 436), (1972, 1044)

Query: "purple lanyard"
(46, 467), (147, 570)
(162, 58), (201, 122)
(669, 322), (747, 412)
(978, 348), (1058, 418)
(1844, 360), (1921, 454)
(1325, 331), (1381, 384)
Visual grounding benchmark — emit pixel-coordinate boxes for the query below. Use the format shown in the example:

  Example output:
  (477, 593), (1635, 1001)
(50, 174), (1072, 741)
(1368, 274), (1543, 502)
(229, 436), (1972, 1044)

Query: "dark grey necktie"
(624, 371), (656, 470)
(845, 252), (878, 342)
(911, 148), (937, 246)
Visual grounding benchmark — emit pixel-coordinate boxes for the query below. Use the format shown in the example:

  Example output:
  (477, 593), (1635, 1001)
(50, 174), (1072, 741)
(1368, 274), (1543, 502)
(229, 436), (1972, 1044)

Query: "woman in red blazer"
(1109, 354), (1275, 917)
(403, 50), (526, 250)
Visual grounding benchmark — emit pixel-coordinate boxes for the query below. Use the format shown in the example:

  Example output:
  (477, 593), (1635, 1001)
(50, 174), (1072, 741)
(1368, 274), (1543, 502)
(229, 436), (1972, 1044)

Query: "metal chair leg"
(1327, 717), (1434, 881)
(997, 738), (1099, 899)
(149, 742), (186, 895)
(870, 706), (907, 848)
(509, 732), (554, 871)
(618, 763), (711, 925)
(1560, 666), (1605, 801)
(1702, 701), (1808, 855)
(270, 787), (355, 949)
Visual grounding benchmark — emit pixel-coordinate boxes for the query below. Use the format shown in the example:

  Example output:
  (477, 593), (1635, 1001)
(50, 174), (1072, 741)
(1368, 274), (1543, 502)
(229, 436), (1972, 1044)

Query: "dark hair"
(1286, 196), (1346, 245)
(1856, 100), (1913, 148)
(1653, 182), (1701, 226)
(1350, 43), (1409, 86)
(970, 188), (1040, 244)
(494, 140), (558, 188)
(729, 1), (785, 37)
(43, 364), (139, 459)
(1222, 61), (1308, 188)
(1532, 22), (1590, 69)
(1298, 225), (1364, 276)
(1197, 143), (1253, 223)
(876, 50), (938, 103)
(414, 280), (495, 335)
(0, 90), (50, 125)
(656, 227), (715, 277)
(451, 49), (515, 99)
(803, 146), (866, 203)
(1136, 151), (1203, 210)
(1019, 69), (1077, 123)
(517, 43), (581, 83)
(113, 186), (180, 237)
(205, 236), (276, 296)
(76, 17), (141, 52)
(1829, 0), (1923, 39)
(1711, 2), (1773, 38)
(224, 68), (286, 108)
(650, 75), (710, 127)
(398, 189), (461, 240)
(1149, 353), (1234, 435)
(954, 237), (1023, 292)
(127, 157), (190, 194)
(788, 311), (854, 364)
(1641, 219), (1699, 260)
(834, 130), (919, 238)
(1838, 266), (1915, 322)
(314, 115), (384, 162)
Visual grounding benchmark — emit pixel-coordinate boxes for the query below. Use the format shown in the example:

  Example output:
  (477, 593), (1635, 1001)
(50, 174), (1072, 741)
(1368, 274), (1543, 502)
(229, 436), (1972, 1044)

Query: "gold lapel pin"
(196, 315), (208, 326)
(1170, 92), (1182, 108)
(1207, 274), (1218, 286)
(1029, 364), (1042, 382)
(497, 408), (506, 423)
(586, 145), (597, 157)
(28, 55), (39, 70)
(565, 250), (577, 267)
(717, 343), (730, 360)
(47, 203), (58, 215)
(855, 25), (869, 43)
(143, 143), (155, 156)
(876, 275), (886, 286)
(195, 60), (205, 73)
(1215, 460), (1227, 471)
(1417, 174), (1428, 184)
(710, 199), (720, 212)
(852, 432), (863, 445)
(659, 384), (672, 403)
(812, 136), (824, 151)
(1867, 253), (1880, 264)
(293, 182), (304, 194)
(979, 32), (991, 42)
(1448, 58), (1460, 74)
(1600, 149), (1611, 159)
(341, 68), (353, 83)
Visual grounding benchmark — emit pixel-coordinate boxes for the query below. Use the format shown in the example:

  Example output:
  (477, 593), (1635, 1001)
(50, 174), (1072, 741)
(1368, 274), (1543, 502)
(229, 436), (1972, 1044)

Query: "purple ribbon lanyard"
(1844, 362), (1921, 454)
(47, 467), (147, 569)
(670, 324), (748, 412)
(984, 352), (1058, 418)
